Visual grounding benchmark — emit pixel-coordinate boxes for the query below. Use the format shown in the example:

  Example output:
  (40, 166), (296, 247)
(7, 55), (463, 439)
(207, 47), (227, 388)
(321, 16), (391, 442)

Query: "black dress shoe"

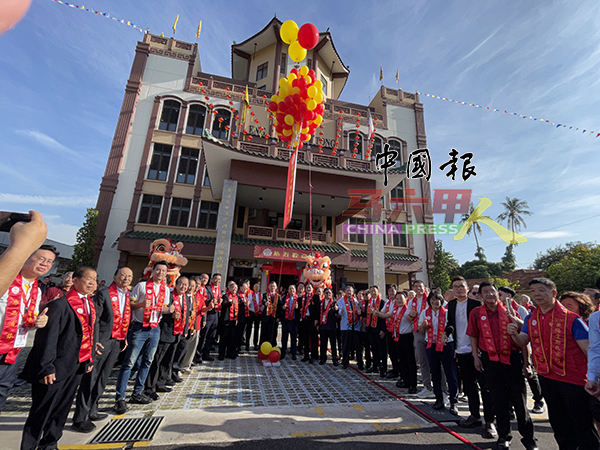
(148, 392), (160, 401)
(218, 356), (225, 361)
(319, 360), (326, 365)
(395, 380), (406, 388)
(89, 412), (108, 421)
(291, 355), (297, 360)
(449, 403), (459, 416)
(129, 393), (152, 404)
(172, 372), (184, 383)
(432, 400), (445, 410)
(71, 420), (96, 433)
(309, 359), (315, 364)
(166, 379), (176, 386)
(408, 387), (418, 394)
(386, 371), (398, 379)
(157, 385), (173, 393)
(357, 364), (364, 370)
(333, 361), (339, 367)
(114, 398), (129, 414)
(496, 439), (511, 449)
(380, 372), (387, 378)
(459, 415), (482, 428)
(203, 356), (214, 362)
(301, 357), (310, 362)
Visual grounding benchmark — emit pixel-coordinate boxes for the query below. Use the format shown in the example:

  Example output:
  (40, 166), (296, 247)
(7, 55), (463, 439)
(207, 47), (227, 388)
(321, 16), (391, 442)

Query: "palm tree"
(496, 197), (532, 245)
(459, 202), (491, 257)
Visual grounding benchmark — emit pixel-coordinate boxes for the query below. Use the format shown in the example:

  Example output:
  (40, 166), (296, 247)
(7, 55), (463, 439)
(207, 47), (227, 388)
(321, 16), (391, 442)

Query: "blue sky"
(1, 0), (599, 269)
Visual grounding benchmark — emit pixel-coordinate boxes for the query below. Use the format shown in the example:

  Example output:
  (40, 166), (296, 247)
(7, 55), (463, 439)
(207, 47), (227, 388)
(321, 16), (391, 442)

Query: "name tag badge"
(150, 310), (159, 324)
(481, 316), (487, 321)
(14, 326), (28, 348)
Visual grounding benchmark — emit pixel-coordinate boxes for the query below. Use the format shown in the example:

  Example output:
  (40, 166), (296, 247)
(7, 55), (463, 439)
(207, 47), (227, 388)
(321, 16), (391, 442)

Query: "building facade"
(94, 18), (434, 292)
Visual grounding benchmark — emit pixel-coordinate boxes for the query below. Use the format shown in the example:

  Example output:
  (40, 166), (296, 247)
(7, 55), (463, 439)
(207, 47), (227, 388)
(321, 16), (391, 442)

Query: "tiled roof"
(203, 130), (406, 175)
(350, 249), (420, 262)
(124, 231), (216, 244)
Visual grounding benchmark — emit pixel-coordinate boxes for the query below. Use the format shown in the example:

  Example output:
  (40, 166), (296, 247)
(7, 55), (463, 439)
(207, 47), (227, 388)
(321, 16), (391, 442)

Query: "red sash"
(228, 293), (238, 321)
(320, 298), (334, 324)
(342, 296), (358, 326)
(108, 283), (130, 340)
(266, 292), (278, 317)
(300, 294), (310, 319)
(384, 300), (395, 332)
(411, 295), (428, 332)
(142, 281), (167, 328)
(211, 285), (222, 312)
(425, 306), (446, 352)
(0, 275), (39, 363)
(285, 295), (297, 321)
(529, 301), (568, 377)
(367, 295), (381, 328)
(195, 286), (207, 330)
(240, 293), (250, 318)
(252, 293), (261, 316)
(66, 288), (95, 363)
(172, 292), (186, 335)
(475, 302), (518, 365)
(392, 304), (408, 341)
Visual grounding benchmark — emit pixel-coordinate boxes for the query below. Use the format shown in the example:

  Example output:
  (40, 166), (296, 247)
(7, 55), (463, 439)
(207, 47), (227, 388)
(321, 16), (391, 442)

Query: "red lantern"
(318, 150), (323, 153)
(209, 103), (214, 109)
(265, 134), (270, 139)
(205, 96), (209, 101)
(225, 125), (230, 130)
(218, 117), (224, 123)
(227, 94), (231, 99)
(352, 154), (357, 158)
(254, 119), (259, 124)
(201, 89), (206, 94)
(248, 136), (253, 141)
(242, 129), (247, 135)
(225, 86), (229, 91)
(234, 115), (240, 120)
(199, 82), (203, 86)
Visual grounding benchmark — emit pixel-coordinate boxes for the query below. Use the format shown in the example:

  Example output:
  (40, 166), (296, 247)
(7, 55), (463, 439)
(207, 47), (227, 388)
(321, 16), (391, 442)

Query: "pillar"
(367, 221), (386, 289)
(212, 179), (237, 291)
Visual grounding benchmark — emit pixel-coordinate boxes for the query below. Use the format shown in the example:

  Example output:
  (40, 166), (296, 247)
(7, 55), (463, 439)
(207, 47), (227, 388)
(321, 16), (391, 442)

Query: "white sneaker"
(417, 388), (435, 398)
(443, 393), (449, 406)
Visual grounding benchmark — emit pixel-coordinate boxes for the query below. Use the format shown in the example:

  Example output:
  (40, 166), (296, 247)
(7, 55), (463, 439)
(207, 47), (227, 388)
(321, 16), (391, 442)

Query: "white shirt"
(0, 278), (42, 347)
(398, 308), (414, 335)
(418, 309), (453, 344)
(248, 293), (261, 313)
(130, 281), (170, 324)
(116, 286), (127, 315)
(455, 300), (471, 354)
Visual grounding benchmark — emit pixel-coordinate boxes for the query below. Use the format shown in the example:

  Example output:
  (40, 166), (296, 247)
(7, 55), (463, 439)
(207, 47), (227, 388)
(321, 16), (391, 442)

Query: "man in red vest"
(0, 244), (54, 413)
(508, 278), (599, 450)
(20, 267), (97, 450)
(72, 267), (133, 432)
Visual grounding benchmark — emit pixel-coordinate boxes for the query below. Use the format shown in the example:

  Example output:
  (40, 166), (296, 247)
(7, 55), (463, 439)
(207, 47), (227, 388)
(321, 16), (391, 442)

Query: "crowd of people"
(1, 216), (600, 449)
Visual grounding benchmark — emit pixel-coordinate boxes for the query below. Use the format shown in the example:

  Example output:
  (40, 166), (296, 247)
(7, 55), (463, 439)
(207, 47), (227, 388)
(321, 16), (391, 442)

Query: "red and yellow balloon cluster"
(268, 65), (325, 149)
(280, 20), (319, 62)
(259, 342), (281, 363)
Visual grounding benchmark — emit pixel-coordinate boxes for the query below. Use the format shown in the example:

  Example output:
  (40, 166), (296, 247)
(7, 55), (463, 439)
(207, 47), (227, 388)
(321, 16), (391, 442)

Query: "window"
(198, 201), (219, 229)
(389, 182), (404, 218)
(186, 104), (206, 136)
(158, 100), (181, 132)
(280, 53), (287, 74)
(147, 144), (172, 181)
(348, 217), (365, 244)
(256, 62), (268, 81)
(236, 206), (246, 229)
(211, 109), (231, 140)
(372, 137), (383, 160)
(321, 75), (328, 96)
(391, 232), (407, 248)
(307, 58), (312, 70)
(388, 139), (402, 166)
(257, 85), (266, 90)
(176, 148), (199, 184)
(349, 132), (363, 159)
(168, 198), (191, 227)
(138, 194), (162, 224)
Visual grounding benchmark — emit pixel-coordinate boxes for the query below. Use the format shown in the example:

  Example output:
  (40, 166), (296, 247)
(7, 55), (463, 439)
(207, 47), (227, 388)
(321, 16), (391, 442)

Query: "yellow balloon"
(280, 20), (299, 45)
(285, 114), (294, 126)
(299, 65), (309, 76)
(314, 115), (323, 125)
(289, 40), (307, 63)
(273, 347), (281, 354)
(283, 128), (293, 136)
(314, 92), (324, 103)
(279, 78), (289, 88)
(288, 73), (297, 82)
(314, 80), (323, 90)
(292, 86), (300, 95)
(307, 85), (317, 98)
(271, 95), (279, 104)
(306, 99), (317, 111)
(301, 127), (309, 133)
(279, 85), (289, 98)
(260, 342), (273, 355)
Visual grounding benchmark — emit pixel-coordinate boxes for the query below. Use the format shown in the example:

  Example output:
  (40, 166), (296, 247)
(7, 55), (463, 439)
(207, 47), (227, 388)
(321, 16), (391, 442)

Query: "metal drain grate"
(417, 402), (462, 422)
(91, 417), (163, 444)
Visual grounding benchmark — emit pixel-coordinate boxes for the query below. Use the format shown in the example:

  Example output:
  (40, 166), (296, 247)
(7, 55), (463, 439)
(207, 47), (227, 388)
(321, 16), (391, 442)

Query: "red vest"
(66, 288), (96, 363)
(108, 283), (131, 340)
(172, 291), (187, 335)
(142, 281), (167, 328)
(473, 302), (515, 365)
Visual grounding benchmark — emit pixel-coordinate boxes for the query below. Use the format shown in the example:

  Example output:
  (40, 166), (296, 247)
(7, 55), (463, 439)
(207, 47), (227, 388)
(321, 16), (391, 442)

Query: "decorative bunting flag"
(50, 0), (144, 32)
(421, 92), (599, 138)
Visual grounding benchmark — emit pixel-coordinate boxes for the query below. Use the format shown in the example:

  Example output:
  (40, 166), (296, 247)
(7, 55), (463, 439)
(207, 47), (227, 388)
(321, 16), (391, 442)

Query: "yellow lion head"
(142, 238), (188, 288)
(302, 252), (332, 289)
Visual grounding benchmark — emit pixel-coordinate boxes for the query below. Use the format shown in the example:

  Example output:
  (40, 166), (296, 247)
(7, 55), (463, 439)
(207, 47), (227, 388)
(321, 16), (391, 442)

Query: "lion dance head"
(302, 252), (332, 290)
(142, 238), (188, 289)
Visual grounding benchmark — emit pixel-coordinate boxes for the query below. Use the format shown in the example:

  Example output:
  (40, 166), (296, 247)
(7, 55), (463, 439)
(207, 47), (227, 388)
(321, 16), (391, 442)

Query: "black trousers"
(197, 312), (218, 360)
(234, 318), (246, 352)
(144, 338), (177, 394)
(320, 329), (337, 363)
(218, 323), (236, 358)
(527, 371), (543, 403)
(21, 369), (83, 450)
(281, 320), (298, 356)
(481, 351), (535, 446)
(300, 318), (319, 360)
(367, 328), (381, 370)
(0, 352), (20, 413)
(260, 316), (278, 347)
(360, 331), (371, 367)
(385, 332), (399, 374)
(538, 375), (600, 450)
(74, 339), (122, 423)
(172, 333), (191, 371)
(456, 352), (494, 423)
(396, 333), (417, 389)
(341, 330), (362, 367)
(245, 314), (261, 349)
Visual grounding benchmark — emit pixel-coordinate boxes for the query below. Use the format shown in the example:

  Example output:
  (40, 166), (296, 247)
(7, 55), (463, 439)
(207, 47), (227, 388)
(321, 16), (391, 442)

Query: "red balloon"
(308, 69), (316, 80)
(284, 96), (294, 108)
(303, 110), (313, 121)
(291, 78), (299, 88)
(300, 87), (308, 99)
(291, 68), (299, 76)
(298, 142), (304, 149)
(300, 133), (309, 141)
(297, 77), (306, 89)
(276, 123), (284, 133)
(299, 102), (307, 114)
(278, 101), (287, 112)
(276, 113), (285, 122)
(293, 111), (302, 123)
(297, 23), (319, 50)
(316, 104), (324, 115)
(293, 93), (301, 104)
(258, 351), (268, 360)
(269, 101), (278, 111)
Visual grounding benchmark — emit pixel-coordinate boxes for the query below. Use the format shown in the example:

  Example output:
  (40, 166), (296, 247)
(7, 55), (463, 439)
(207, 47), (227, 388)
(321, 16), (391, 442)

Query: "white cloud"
(0, 193), (97, 207)
(15, 129), (80, 158)
(521, 231), (575, 239)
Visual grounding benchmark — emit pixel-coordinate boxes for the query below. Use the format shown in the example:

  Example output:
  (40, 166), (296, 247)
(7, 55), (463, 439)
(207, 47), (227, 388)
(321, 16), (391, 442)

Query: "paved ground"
(1, 342), (559, 450)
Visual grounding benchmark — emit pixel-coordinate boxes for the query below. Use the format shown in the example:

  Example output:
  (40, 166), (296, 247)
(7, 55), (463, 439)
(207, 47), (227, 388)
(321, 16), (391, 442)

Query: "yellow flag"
(160, 32), (164, 37)
(242, 85), (250, 123)
(196, 20), (202, 38)
(396, 69), (399, 84)
(379, 66), (383, 81)
(172, 14), (179, 34)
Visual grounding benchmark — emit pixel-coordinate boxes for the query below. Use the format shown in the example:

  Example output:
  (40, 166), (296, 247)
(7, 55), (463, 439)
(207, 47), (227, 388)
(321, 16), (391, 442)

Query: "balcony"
(244, 224), (330, 244)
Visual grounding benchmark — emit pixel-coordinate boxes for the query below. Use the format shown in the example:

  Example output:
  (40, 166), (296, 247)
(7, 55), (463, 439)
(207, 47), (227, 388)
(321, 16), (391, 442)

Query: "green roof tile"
(350, 249), (420, 262)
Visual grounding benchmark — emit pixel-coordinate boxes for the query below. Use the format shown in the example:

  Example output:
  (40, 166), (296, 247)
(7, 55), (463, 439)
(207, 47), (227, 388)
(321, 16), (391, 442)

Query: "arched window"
(186, 104), (206, 136)
(349, 132), (363, 159)
(388, 139), (402, 166)
(158, 100), (181, 132)
(372, 136), (383, 160)
(211, 109), (231, 140)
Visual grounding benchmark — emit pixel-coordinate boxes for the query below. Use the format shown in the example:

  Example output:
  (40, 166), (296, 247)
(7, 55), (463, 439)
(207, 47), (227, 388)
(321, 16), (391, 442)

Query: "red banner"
(283, 148), (298, 229)
(254, 245), (311, 262)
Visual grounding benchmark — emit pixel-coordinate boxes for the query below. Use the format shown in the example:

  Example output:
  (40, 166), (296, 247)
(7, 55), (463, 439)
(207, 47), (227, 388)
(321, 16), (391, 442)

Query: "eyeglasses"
(36, 257), (55, 266)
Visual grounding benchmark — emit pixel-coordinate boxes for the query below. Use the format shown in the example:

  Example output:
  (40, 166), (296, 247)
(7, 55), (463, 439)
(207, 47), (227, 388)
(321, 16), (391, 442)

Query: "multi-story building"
(94, 17), (434, 291)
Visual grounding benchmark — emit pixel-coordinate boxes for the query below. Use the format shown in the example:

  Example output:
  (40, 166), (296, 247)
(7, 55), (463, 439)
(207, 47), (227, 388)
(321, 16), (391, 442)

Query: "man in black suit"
(260, 281), (281, 347)
(197, 274), (221, 362)
(300, 284), (320, 363)
(446, 276), (496, 438)
(71, 267), (133, 433)
(20, 267), (97, 450)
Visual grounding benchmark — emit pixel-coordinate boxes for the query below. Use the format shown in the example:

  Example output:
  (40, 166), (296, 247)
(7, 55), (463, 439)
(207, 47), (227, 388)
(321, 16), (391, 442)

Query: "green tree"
(531, 241), (598, 271)
(496, 197), (532, 245)
(430, 240), (459, 292)
(491, 277), (521, 291)
(475, 246), (487, 262)
(459, 202), (490, 255)
(463, 265), (491, 279)
(69, 208), (99, 271)
(501, 244), (516, 273)
(546, 246), (600, 294)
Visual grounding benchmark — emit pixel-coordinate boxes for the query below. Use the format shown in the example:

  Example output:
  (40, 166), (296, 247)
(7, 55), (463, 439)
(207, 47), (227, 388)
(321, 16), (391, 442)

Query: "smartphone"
(0, 212), (32, 233)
